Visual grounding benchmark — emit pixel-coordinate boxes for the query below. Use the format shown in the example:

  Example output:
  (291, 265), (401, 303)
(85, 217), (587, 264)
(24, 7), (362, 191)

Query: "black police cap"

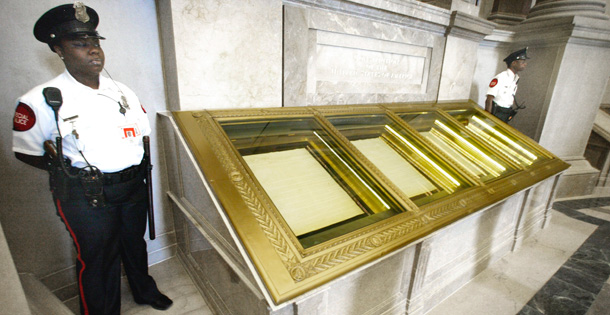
(34, 2), (105, 51)
(503, 48), (530, 66)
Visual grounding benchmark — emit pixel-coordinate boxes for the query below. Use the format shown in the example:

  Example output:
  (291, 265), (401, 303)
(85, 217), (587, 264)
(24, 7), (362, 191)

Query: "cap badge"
(74, 2), (90, 23)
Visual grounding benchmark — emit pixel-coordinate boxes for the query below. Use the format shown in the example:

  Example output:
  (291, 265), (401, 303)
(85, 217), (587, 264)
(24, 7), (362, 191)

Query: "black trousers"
(53, 169), (161, 315)
(491, 103), (512, 123)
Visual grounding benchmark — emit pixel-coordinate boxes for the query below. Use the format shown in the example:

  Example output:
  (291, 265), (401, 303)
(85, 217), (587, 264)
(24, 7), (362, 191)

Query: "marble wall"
(282, 2), (494, 106)
(159, 0), (497, 110)
(602, 80), (610, 105)
(157, 0), (283, 110)
(536, 43), (610, 157)
(158, 0), (501, 109)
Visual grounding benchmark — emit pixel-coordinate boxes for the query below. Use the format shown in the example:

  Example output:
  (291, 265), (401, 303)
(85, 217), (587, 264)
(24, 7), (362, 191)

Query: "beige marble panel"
(537, 43), (610, 156)
(167, 0), (283, 110)
(283, 4), (445, 106)
(314, 31), (430, 95)
(325, 247), (413, 315)
(420, 193), (525, 314)
(437, 36), (480, 101)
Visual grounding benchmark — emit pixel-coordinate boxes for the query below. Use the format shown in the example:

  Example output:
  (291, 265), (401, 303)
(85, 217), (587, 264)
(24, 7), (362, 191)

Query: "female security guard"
(12, 3), (172, 314)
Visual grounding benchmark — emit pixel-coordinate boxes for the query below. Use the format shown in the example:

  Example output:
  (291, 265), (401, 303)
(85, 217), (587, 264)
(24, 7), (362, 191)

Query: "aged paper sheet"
(352, 138), (437, 197)
(243, 148), (364, 236)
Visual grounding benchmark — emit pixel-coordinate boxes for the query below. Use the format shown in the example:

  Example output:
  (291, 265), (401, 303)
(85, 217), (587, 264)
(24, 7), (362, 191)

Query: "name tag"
(119, 123), (141, 139)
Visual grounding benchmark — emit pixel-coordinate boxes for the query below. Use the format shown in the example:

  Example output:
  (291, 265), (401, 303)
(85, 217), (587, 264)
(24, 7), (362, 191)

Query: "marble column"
(511, 0), (610, 197)
(527, 0), (609, 20)
(487, 0), (534, 25)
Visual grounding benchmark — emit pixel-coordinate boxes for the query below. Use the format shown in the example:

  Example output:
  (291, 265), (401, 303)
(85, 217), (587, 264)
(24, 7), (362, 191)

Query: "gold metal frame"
(172, 100), (569, 305)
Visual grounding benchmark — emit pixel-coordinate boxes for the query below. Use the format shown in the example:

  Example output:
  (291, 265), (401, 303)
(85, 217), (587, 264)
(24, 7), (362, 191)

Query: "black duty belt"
(492, 103), (511, 113)
(69, 162), (144, 185)
(102, 163), (145, 185)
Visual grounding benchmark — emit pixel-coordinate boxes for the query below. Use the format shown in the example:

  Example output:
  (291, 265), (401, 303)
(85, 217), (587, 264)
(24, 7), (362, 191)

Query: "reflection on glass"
(446, 109), (544, 167)
(326, 114), (471, 206)
(219, 118), (403, 248)
(313, 131), (390, 210)
(384, 125), (461, 190)
(398, 111), (515, 182)
(433, 120), (506, 176)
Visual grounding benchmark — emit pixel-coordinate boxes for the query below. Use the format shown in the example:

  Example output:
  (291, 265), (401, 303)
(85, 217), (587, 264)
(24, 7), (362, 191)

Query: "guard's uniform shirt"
(12, 70), (150, 172)
(486, 69), (519, 108)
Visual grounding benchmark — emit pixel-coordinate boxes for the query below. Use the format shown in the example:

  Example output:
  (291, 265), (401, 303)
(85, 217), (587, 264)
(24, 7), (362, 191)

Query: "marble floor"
(428, 196), (610, 315)
(119, 257), (213, 315)
(64, 256), (212, 314)
(64, 194), (610, 315)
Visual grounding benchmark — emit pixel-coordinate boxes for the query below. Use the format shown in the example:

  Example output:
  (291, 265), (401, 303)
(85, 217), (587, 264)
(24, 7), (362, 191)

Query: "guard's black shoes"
(135, 293), (173, 311)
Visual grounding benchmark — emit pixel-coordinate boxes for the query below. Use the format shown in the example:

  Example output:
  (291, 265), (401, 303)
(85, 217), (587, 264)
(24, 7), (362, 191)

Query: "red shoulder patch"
(13, 103), (36, 131)
(489, 78), (498, 88)
(141, 104), (147, 113)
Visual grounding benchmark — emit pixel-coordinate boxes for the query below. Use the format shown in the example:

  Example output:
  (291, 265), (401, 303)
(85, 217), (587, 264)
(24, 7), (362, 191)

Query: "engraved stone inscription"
(312, 31), (430, 95)
(318, 45), (425, 85)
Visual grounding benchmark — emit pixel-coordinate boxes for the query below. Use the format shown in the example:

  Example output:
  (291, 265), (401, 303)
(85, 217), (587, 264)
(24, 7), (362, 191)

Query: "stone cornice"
(515, 15), (610, 47)
(481, 29), (517, 47)
(285, 0), (500, 42)
(482, 13), (610, 48)
(487, 12), (527, 26)
(446, 11), (496, 42)
(284, 0), (451, 35)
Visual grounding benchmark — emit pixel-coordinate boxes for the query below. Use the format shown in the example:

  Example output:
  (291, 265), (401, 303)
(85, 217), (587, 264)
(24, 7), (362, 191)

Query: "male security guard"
(12, 3), (172, 314)
(485, 48), (529, 122)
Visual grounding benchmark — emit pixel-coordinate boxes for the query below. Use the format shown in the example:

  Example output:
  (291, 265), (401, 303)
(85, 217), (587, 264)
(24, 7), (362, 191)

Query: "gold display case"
(172, 100), (569, 305)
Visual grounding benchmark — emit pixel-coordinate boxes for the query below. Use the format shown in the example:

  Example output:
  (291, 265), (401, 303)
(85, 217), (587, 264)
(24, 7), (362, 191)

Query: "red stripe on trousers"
(55, 198), (89, 315)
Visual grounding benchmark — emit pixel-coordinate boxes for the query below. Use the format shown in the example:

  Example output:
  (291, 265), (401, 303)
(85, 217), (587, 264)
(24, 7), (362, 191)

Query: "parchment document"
(352, 138), (437, 197)
(244, 148), (364, 236)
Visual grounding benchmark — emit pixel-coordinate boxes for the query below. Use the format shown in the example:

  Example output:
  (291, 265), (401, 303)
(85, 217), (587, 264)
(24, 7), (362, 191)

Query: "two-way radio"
(43, 87), (105, 207)
(43, 87), (62, 120)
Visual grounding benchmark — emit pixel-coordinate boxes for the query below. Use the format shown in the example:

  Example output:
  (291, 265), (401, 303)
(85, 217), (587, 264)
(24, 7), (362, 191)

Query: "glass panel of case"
(325, 113), (474, 206)
(219, 117), (405, 248)
(445, 108), (547, 167)
(396, 111), (516, 182)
